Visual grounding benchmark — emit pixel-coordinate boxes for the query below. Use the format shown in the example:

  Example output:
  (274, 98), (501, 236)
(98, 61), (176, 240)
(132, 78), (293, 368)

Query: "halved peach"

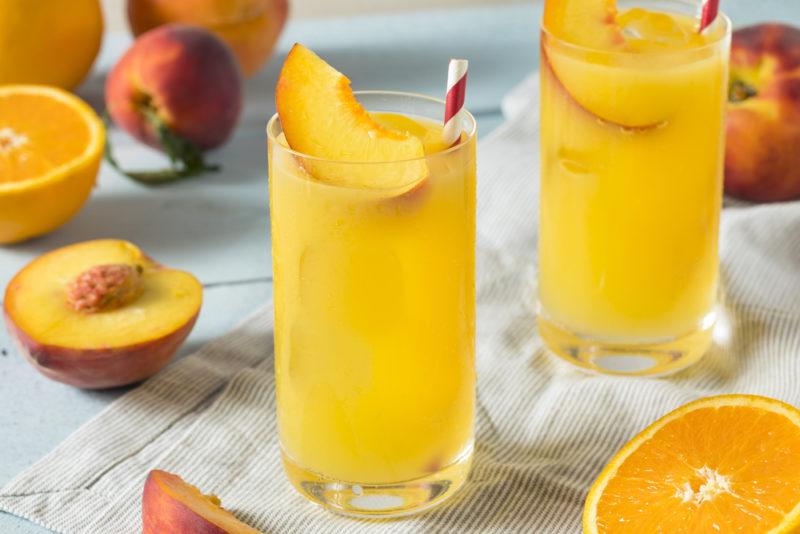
(275, 43), (427, 191)
(4, 239), (202, 389)
(143, 470), (261, 534)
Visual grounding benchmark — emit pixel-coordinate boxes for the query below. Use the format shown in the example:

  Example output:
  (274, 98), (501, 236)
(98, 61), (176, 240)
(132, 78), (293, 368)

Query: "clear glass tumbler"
(538, 0), (731, 376)
(268, 91), (476, 516)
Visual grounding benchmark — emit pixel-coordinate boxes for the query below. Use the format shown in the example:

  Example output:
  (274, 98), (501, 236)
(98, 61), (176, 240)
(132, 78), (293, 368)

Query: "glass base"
(538, 312), (715, 377)
(281, 444), (473, 518)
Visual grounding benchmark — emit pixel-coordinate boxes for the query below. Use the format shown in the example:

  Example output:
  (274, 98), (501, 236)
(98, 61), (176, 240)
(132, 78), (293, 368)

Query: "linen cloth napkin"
(3, 74), (800, 533)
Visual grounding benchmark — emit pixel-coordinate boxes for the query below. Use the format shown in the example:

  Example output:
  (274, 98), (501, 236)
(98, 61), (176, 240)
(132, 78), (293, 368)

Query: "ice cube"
(618, 8), (691, 50)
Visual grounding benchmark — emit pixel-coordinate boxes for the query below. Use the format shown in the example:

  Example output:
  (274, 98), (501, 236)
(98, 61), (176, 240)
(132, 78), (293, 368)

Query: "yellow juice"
(539, 4), (730, 373)
(269, 112), (476, 486)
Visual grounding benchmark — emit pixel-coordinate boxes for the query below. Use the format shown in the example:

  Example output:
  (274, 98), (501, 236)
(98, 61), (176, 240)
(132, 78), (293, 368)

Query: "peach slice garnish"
(371, 111), (451, 154)
(543, 0), (619, 51)
(541, 38), (677, 130)
(275, 43), (427, 191)
(542, 0), (708, 129)
(142, 470), (261, 534)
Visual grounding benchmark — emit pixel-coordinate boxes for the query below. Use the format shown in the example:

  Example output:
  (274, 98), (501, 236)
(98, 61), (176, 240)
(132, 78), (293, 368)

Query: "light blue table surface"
(2, 2), (798, 532)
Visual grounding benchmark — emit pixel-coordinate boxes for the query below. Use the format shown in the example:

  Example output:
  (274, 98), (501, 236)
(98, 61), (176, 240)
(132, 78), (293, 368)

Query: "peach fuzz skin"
(725, 23), (800, 202)
(143, 471), (260, 534)
(128, 0), (288, 77)
(4, 314), (197, 390)
(106, 24), (243, 151)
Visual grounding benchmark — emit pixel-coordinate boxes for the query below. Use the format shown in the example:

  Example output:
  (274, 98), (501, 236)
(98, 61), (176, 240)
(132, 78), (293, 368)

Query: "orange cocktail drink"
(539, 0), (730, 375)
(268, 45), (476, 516)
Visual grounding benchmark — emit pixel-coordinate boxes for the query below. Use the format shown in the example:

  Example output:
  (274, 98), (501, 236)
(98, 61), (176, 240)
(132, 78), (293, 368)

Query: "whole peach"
(725, 23), (800, 202)
(106, 24), (243, 151)
(128, 0), (289, 77)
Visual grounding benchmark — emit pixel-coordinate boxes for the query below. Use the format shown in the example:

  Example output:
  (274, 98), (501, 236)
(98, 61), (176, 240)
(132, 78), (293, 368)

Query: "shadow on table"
(5, 186), (268, 262)
(409, 435), (599, 532)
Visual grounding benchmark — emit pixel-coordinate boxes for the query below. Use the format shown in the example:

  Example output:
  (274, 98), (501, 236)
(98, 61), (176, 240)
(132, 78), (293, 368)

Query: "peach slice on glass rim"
(543, 0), (619, 51)
(3, 239), (202, 389)
(541, 39), (678, 130)
(541, 0), (706, 129)
(275, 43), (427, 193)
(142, 470), (261, 534)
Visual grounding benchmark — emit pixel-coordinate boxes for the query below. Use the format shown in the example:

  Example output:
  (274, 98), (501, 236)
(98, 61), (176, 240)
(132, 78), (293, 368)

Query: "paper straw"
(698, 0), (720, 32)
(443, 59), (468, 147)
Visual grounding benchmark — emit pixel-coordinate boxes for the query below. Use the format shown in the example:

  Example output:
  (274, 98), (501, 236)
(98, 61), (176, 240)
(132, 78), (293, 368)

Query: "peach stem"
(104, 102), (219, 185)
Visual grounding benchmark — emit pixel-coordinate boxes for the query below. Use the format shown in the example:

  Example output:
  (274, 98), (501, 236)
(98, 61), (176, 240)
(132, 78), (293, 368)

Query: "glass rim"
(266, 90), (477, 165)
(540, 3), (731, 58)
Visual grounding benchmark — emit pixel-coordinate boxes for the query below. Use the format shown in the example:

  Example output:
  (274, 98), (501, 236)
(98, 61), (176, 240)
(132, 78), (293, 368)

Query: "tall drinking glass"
(538, 0), (731, 376)
(268, 91), (476, 516)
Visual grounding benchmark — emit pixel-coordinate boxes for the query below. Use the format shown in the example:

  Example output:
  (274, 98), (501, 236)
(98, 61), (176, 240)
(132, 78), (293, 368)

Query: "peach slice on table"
(275, 43), (427, 192)
(143, 470), (261, 533)
(3, 239), (202, 389)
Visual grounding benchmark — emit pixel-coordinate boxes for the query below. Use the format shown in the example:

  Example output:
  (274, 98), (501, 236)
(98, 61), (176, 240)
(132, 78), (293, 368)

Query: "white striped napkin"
(2, 74), (800, 533)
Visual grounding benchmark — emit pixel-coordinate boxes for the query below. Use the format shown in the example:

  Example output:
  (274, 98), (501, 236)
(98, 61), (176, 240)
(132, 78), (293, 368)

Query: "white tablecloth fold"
(2, 74), (800, 533)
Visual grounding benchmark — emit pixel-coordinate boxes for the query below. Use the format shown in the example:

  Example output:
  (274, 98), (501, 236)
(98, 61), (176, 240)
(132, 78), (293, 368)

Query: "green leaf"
(103, 102), (220, 186)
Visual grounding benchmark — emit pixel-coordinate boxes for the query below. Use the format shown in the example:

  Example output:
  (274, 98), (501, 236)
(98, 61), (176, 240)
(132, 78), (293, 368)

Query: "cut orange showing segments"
(584, 395), (800, 533)
(0, 85), (104, 244)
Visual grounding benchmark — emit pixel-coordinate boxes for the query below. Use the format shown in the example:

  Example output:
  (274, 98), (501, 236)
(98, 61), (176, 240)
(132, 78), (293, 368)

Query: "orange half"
(584, 395), (800, 533)
(0, 85), (104, 243)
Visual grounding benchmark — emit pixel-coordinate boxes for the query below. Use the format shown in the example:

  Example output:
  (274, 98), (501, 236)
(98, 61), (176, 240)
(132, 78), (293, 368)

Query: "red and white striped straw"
(698, 0), (720, 32)
(443, 59), (468, 147)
